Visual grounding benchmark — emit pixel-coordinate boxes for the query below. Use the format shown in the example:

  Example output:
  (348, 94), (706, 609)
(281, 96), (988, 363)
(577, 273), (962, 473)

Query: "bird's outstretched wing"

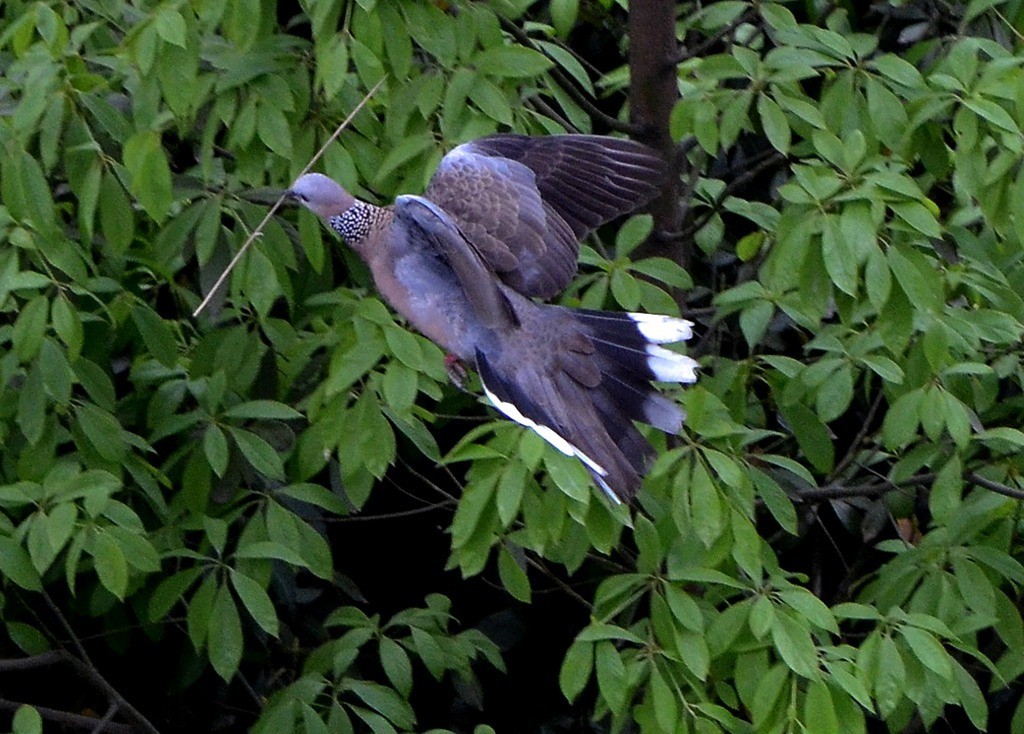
(424, 134), (665, 299)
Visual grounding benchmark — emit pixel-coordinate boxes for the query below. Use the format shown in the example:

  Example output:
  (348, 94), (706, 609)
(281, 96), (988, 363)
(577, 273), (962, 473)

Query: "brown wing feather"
(424, 134), (665, 299)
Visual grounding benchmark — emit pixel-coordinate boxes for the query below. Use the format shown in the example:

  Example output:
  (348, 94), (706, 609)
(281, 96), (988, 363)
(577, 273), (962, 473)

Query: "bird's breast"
(369, 247), (483, 361)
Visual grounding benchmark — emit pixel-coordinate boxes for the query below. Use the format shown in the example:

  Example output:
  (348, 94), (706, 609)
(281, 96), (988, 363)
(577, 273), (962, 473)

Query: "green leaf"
(383, 326), (423, 370)
(615, 214), (653, 256)
(752, 469), (797, 534)
(123, 131), (173, 222)
(496, 462), (526, 527)
(411, 626), (445, 680)
(740, 300), (774, 349)
(899, 626), (952, 679)
(751, 663), (788, 727)
(229, 427), (285, 479)
(560, 640), (593, 703)
(550, 0), (579, 36)
(888, 244), (942, 314)
(803, 680), (839, 734)
(209, 582), (244, 680)
(379, 637), (413, 697)
(777, 589), (837, 634)
(474, 45), (553, 78)
(929, 454), (962, 524)
(777, 401), (834, 473)
(76, 403), (127, 462)
(99, 169), (134, 254)
(12, 295), (48, 362)
(758, 94), (791, 154)
(497, 545), (531, 602)
(275, 483), (350, 515)
(874, 634), (906, 716)
(0, 536), (42, 591)
(770, 610), (818, 678)
(203, 424), (229, 477)
(690, 461), (723, 547)
(12, 705), (42, 734)
(154, 7), (187, 46)
(348, 680), (416, 729)
(149, 568), (203, 621)
(230, 569), (279, 637)
(890, 201), (942, 238)
(821, 216), (857, 295)
(51, 296), (83, 361)
(650, 666), (679, 732)
(234, 540), (308, 567)
(882, 388), (922, 449)
(92, 531), (128, 600)
(223, 400), (302, 420)
(952, 658), (988, 729)
(257, 104), (292, 158)
(594, 640), (628, 714)
(131, 303), (178, 367)
(382, 362), (418, 415)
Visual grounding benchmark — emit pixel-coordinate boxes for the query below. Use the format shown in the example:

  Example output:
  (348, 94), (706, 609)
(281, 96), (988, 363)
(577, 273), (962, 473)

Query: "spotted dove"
(289, 134), (697, 502)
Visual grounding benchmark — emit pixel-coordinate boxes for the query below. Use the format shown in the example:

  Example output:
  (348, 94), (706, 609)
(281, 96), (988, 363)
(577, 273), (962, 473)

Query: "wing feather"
(424, 134), (665, 298)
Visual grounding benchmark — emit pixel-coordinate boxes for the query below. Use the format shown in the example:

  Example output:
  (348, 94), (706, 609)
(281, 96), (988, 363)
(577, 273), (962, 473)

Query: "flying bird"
(289, 134), (697, 502)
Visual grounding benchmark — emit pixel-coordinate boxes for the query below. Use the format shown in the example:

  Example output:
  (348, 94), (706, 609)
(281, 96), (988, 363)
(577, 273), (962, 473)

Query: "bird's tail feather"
(475, 307), (697, 503)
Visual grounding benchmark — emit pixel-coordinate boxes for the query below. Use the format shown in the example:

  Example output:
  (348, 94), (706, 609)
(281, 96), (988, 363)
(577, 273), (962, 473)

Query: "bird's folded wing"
(394, 195), (516, 330)
(424, 135), (665, 299)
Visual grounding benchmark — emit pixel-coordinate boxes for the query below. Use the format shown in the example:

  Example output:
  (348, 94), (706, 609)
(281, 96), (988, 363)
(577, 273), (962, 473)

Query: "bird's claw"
(444, 353), (470, 392)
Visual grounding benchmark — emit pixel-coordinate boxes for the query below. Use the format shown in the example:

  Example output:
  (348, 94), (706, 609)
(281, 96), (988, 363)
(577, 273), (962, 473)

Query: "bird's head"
(287, 173), (355, 218)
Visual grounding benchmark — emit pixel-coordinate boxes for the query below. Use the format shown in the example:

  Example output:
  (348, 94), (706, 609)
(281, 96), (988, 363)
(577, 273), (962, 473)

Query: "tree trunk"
(628, 0), (688, 266)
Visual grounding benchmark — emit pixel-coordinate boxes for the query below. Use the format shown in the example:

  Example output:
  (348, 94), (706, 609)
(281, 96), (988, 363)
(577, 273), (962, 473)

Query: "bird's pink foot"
(444, 353), (470, 392)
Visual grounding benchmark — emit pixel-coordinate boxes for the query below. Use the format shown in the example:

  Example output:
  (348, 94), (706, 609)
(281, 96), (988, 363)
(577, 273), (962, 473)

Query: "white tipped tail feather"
(628, 313), (694, 344)
(475, 308), (698, 503)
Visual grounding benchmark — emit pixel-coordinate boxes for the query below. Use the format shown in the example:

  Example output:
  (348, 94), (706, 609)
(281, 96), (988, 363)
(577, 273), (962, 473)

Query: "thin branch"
(90, 704), (121, 734)
(327, 500), (455, 522)
(42, 590), (91, 664)
(672, 10), (757, 64)
(965, 471), (1024, 501)
(192, 77), (387, 318)
(525, 556), (594, 610)
(0, 698), (133, 734)
(499, 18), (643, 135)
(0, 651), (64, 671)
(797, 468), (1024, 503)
(829, 390), (884, 480)
(673, 149), (787, 242)
(525, 95), (577, 133)
(61, 654), (161, 734)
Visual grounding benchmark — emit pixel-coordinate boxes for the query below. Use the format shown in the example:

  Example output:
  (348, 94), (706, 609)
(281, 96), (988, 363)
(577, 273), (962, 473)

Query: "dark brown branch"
(9, 600), (162, 734)
(525, 556), (594, 610)
(328, 500), (455, 522)
(61, 654), (162, 734)
(0, 698), (133, 734)
(629, 0), (686, 263)
(91, 704), (121, 734)
(829, 390), (885, 480)
(672, 9), (757, 64)
(965, 471), (1024, 500)
(797, 469), (1024, 502)
(674, 150), (787, 242)
(0, 651), (64, 671)
(499, 18), (642, 135)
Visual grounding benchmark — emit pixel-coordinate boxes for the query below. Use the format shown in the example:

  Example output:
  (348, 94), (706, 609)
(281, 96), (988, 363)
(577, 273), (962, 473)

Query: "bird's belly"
(371, 253), (482, 360)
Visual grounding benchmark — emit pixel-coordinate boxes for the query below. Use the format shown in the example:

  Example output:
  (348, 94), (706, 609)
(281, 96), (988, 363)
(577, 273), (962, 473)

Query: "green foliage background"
(4, 0), (1024, 732)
